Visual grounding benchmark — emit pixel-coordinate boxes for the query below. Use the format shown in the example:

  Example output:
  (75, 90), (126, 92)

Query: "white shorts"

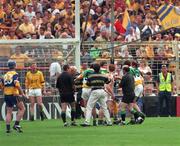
(81, 88), (91, 100)
(134, 84), (144, 98)
(28, 89), (42, 97)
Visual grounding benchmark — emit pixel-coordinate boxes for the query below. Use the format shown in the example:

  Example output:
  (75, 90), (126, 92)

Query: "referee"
(56, 64), (77, 126)
(81, 63), (112, 126)
(119, 65), (144, 125)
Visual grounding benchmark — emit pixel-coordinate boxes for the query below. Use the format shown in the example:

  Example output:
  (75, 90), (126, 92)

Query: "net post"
(75, 0), (81, 72)
(174, 41), (180, 95)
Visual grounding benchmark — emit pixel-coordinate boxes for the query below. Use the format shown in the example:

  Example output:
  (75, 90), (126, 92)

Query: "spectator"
(55, 0), (65, 10)
(51, 49), (63, 60)
(31, 33), (38, 39)
(138, 59), (152, 77)
(25, 3), (36, 21)
(35, 11), (43, 28)
(134, 15), (144, 31)
(31, 16), (39, 32)
(152, 47), (168, 79)
(121, 45), (133, 59)
(84, 31), (94, 41)
(51, 12), (61, 29)
(95, 30), (110, 49)
(152, 19), (160, 33)
(0, 0), (178, 42)
(3, 4), (13, 27)
(92, 6), (102, 20)
(18, 15), (35, 35)
(144, 72), (156, 96)
(0, 3), (5, 23)
(6, 28), (18, 39)
(174, 33), (180, 41)
(59, 31), (71, 38)
(15, 28), (24, 39)
(89, 45), (101, 59)
(164, 46), (175, 58)
(135, 47), (147, 59)
(12, 3), (24, 25)
(114, 48), (121, 58)
(145, 45), (154, 59)
(60, 0), (73, 18)
(44, 31), (54, 39)
(100, 17), (113, 34)
(141, 19), (154, 41)
(0, 29), (7, 39)
(38, 26), (45, 39)
(10, 46), (32, 68)
(48, 1), (60, 16)
(125, 27), (138, 42)
(31, 0), (43, 13)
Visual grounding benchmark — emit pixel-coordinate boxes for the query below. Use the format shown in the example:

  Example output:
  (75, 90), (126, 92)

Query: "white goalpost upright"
(74, 0), (81, 71)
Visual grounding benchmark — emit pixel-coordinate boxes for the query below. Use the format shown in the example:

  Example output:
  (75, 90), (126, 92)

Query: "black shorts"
(60, 92), (75, 103)
(4, 95), (17, 107)
(121, 94), (135, 104)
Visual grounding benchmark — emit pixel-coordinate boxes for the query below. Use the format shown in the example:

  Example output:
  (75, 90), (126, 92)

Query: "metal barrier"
(81, 41), (180, 95)
(0, 41), (179, 97)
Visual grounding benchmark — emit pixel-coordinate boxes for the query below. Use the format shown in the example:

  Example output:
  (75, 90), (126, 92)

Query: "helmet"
(7, 60), (16, 69)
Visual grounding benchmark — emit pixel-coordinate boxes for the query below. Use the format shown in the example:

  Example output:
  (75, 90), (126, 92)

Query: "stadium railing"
(0, 40), (179, 97)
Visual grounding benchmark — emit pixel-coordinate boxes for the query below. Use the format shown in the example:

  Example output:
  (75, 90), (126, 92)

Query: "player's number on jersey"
(4, 74), (13, 85)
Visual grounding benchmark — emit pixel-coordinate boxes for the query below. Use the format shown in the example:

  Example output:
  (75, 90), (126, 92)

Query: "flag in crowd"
(157, 4), (180, 30)
(122, 9), (131, 34)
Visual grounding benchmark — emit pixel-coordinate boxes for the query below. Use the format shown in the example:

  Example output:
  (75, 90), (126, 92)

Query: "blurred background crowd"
(0, 0), (179, 41)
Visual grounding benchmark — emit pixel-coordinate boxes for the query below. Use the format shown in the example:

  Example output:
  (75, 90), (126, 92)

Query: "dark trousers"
(75, 90), (84, 119)
(158, 91), (171, 116)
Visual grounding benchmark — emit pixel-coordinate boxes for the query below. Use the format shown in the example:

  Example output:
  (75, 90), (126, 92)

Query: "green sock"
(130, 109), (139, 120)
(120, 111), (126, 121)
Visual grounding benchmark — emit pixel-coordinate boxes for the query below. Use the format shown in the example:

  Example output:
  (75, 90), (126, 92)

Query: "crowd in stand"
(0, 0), (179, 41)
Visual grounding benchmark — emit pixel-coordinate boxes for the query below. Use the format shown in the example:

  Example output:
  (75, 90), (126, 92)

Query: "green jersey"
(100, 68), (109, 74)
(83, 69), (94, 79)
(129, 67), (141, 77)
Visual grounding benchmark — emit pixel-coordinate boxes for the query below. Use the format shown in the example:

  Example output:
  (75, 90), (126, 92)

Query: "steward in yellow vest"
(156, 64), (174, 116)
(159, 72), (172, 92)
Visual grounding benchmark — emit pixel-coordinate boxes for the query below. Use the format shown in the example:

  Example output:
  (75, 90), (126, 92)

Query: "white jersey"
(104, 72), (115, 100)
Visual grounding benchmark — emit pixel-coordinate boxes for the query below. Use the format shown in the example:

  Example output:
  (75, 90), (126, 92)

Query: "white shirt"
(125, 34), (137, 42)
(49, 62), (61, 77)
(39, 35), (45, 39)
(142, 25), (154, 34)
(25, 11), (36, 21)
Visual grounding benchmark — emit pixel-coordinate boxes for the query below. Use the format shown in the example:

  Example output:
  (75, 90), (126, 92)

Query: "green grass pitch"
(0, 118), (180, 146)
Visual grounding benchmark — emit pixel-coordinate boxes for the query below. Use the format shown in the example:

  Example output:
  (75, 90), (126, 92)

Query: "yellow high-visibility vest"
(159, 72), (172, 92)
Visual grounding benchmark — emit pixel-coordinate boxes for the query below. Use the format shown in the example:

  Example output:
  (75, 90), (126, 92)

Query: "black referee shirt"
(120, 72), (135, 96)
(56, 71), (75, 93)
